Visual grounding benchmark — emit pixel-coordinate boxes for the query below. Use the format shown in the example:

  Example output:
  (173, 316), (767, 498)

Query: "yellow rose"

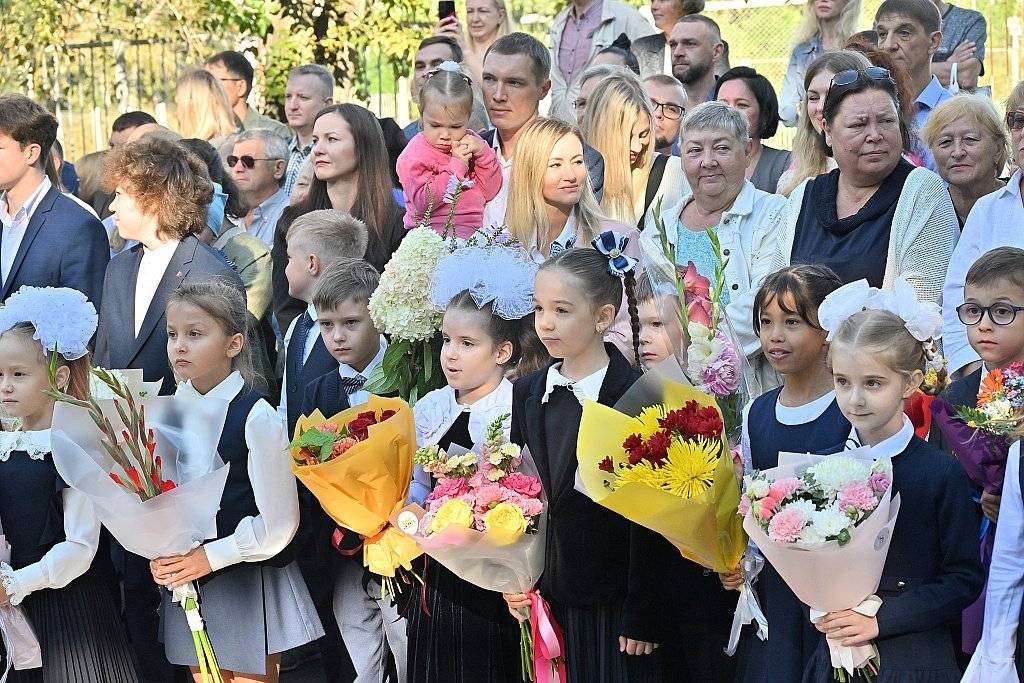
(483, 502), (528, 545)
(429, 499), (475, 534)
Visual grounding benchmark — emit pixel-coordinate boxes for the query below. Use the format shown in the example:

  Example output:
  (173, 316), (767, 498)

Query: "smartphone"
(438, 0), (456, 20)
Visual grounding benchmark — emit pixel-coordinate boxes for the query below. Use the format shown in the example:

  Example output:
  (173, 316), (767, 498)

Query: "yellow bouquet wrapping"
(290, 396), (423, 584)
(576, 370), (746, 574)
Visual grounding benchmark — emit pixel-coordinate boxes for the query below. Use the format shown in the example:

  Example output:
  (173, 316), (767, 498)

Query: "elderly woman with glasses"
(640, 100), (787, 395)
(768, 64), (958, 309)
(942, 80), (1024, 377)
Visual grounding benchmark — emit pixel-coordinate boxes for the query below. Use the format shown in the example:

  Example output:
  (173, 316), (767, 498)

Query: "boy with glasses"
(643, 73), (687, 155)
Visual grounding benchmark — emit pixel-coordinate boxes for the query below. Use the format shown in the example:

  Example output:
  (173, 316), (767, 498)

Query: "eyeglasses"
(1005, 110), (1024, 131)
(828, 67), (894, 94)
(226, 155), (278, 169)
(651, 100), (684, 120)
(956, 302), (1024, 326)
(573, 98), (588, 111)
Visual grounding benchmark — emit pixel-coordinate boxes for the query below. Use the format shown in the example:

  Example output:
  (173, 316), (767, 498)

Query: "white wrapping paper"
(0, 534), (42, 680)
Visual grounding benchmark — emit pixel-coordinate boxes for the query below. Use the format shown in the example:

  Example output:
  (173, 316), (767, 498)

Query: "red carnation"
(661, 401), (723, 441)
(627, 443), (649, 466)
(598, 456), (614, 473)
(645, 431), (672, 465)
(622, 433), (644, 456)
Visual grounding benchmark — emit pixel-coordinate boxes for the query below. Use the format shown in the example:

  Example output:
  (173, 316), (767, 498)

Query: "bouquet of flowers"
(576, 371), (746, 574)
(394, 418), (564, 683)
(48, 365), (231, 683)
(741, 449), (901, 682)
(290, 398), (422, 599)
(650, 202), (745, 441)
(0, 522), (42, 678)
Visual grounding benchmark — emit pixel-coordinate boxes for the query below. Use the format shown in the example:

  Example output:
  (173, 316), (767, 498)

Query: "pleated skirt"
(159, 560), (324, 675)
(2, 569), (136, 683)
(549, 599), (667, 683)
(407, 560), (523, 683)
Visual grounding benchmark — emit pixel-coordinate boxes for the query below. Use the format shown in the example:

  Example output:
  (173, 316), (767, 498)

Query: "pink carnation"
(869, 472), (891, 493)
(838, 483), (879, 512)
(433, 477), (469, 500)
(468, 471), (487, 489)
(501, 473), (542, 497)
(737, 496), (751, 517)
(473, 483), (502, 510)
(767, 506), (807, 543)
(768, 477), (802, 501)
(426, 495), (451, 512)
(755, 495), (778, 521)
(520, 497), (543, 518)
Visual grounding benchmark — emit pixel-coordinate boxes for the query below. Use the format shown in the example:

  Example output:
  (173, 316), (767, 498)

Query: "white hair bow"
(818, 278), (942, 342)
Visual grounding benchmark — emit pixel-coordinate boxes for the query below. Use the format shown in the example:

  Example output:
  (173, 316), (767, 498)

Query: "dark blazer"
(1, 184), (109, 306)
(480, 127), (606, 201)
(93, 235), (244, 395)
(509, 344), (675, 642)
(300, 369), (351, 420)
(929, 367), (982, 452)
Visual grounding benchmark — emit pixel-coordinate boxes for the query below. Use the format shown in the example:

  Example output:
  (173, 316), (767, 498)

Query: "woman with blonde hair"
(174, 68), (243, 145)
(433, 0), (512, 84)
(505, 116), (640, 359)
(779, 0), (863, 126)
(778, 50), (872, 196)
(581, 73), (688, 228)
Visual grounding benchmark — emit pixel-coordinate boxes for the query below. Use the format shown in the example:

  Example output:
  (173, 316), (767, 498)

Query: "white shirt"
(0, 176), (52, 284)
(277, 303), (321, 423)
(739, 390), (838, 475)
(541, 362), (608, 405)
(0, 429), (102, 605)
(134, 240), (179, 337)
(177, 371), (299, 572)
(409, 378), (514, 504)
(942, 170), (1024, 374)
(527, 211), (577, 264)
(848, 415), (915, 458)
(339, 336), (388, 409)
(963, 440), (1023, 682)
(481, 132), (513, 231)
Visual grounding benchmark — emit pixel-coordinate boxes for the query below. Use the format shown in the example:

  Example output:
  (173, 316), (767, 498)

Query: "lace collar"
(0, 429), (52, 461)
(414, 379), (513, 447)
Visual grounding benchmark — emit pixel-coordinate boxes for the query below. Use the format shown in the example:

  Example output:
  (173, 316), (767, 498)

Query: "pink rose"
(738, 496), (751, 517)
(433, 477), (469, 499)
(869, 472), (891, 493)
(838, 483), (879, 512)
(768, 477), (802, 501)
(701, 342), (741, 395)
(767, 506), (807, 543)
(501, 473), (542, 497)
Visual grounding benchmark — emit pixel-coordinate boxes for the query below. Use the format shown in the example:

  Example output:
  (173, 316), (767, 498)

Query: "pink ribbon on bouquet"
(528, 591), (566, 683)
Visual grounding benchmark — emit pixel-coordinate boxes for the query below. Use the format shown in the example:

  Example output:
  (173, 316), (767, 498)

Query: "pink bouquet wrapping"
(0, 527), (42, 679)
(741, 448), (901, 681)
(393, 417), (564, 683)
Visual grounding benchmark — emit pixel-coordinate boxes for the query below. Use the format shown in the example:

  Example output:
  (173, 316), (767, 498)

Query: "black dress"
(801, 436), (984, 682)
(0, 444), (135, 683)
(407, 412), (523, 683)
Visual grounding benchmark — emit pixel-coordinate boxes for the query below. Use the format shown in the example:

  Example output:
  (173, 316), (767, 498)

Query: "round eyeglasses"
(956, 302), (1024, 326)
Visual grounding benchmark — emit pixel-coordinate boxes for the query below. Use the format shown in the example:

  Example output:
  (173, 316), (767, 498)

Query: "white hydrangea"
(369, 228), (449, 341)
(807, 456), (872, 497)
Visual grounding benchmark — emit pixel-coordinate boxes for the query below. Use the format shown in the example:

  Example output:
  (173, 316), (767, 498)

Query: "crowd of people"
(1, 0), (1024, 680)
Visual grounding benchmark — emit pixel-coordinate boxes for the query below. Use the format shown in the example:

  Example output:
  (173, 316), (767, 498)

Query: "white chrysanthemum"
(797, 524), (826, 545)
(0, 286), (97, 360)
(813, 505), (852, 539)
(984, 399), (1016, 421)
(747, 478), (770, 498)
(871, 457), (893, 477)
(369, 228), (449, 340)
(807, 457), (871, 496)
(785, 499), (818, 518)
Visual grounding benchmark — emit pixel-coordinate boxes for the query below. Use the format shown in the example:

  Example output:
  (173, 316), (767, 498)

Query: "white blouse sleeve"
(964, 442), (1024, 682)
(202, 398), (300, 573)
(1, 488), (100, 604)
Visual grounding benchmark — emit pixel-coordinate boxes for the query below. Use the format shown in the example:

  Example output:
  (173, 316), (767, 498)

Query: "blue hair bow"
(591, 231), (638, 278)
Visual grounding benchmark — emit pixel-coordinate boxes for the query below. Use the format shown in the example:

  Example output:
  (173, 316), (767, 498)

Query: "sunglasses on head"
(1006, 111), (1024, 131)
(226, 155), (277, 169)
(828, 66), (893, 93)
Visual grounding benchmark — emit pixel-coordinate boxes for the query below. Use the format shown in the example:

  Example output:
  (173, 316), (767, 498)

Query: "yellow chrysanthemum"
(627, 405), (667, 442)
(660, 438), (718, 498)
(611, 460), (664, 490)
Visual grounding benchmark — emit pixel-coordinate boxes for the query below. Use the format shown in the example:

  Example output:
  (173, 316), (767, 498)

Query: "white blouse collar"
(415, 379), (513, 447)
(848, 416), (915, 460)
(177, 371), (245, 401)
(0, 429), (52, 461)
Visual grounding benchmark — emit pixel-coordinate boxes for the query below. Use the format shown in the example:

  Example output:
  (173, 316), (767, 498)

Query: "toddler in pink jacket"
(397, 62), (502, 240)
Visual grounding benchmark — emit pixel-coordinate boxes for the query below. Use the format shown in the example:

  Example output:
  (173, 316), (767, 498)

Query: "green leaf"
(288, 427), (336, 454)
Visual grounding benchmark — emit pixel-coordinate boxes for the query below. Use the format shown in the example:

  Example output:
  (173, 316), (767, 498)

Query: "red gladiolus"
(598, 456), (614, 473)
(125, 467), (144, 491)
(110, 472), (125, 486)
(159, 479), (176, 493)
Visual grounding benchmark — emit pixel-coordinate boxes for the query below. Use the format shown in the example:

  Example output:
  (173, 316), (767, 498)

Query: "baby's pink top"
(396, 130), (503, 239)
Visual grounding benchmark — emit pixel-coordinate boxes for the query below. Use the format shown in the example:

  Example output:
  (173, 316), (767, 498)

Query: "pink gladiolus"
(501, 472), (542, 497)
(681, 262), (711, 299)
(869, 472), (891, 493)
(687, 297), (713, 328)
(768, 477), (802, 501)
(767, 506), (806, 543)
(838, 483), (879, 511)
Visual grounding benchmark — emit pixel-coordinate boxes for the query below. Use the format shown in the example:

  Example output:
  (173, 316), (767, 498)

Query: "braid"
(623, 270), (642, 368)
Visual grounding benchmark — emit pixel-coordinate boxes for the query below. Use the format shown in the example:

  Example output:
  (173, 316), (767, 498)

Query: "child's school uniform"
(159, 372), (324, 675)
(735, 387), (851, 683)
(300, 341), (408, 683)
(280, 302), (340, 435)
(0, 429), (136, 683)
(802, 417), (984, 682)
(963, 441), (1024, 682)
(930, 366), (984, 453)
(510, 344), (675, 681)
(407, 380), (522, 683)
(396, 131), (502, 240)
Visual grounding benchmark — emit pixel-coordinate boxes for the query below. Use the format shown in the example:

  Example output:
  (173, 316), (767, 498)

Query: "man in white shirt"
(283, 64), (335, 197)
(229, 129), (290, 247)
